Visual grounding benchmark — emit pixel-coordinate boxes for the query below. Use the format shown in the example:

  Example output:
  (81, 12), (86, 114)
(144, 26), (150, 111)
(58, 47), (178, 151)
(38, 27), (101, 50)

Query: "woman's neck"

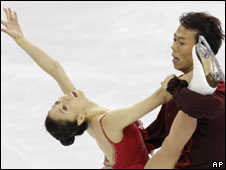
(85, 105), (109, 138)
(80, 94), (108, 123)
(85, 106), (109, 123)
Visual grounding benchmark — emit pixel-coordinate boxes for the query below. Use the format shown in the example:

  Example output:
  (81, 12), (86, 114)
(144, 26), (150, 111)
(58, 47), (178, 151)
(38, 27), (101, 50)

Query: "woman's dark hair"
(180, 12), (225, 55)
(45, 116), (88, 146)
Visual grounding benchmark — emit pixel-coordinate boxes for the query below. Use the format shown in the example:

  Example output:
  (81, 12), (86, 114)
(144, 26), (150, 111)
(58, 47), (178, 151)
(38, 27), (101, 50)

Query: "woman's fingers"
(3, 8), (17, 22)
(8, 8), (14, 21)
(1, 8), (23, 38)
(14, 11), (18, 21)
(3, 8), (10, 21)
(161, 74), (175, 90)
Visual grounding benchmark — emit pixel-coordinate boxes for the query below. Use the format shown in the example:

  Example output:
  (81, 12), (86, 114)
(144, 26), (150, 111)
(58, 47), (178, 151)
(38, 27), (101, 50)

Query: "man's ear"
(77, 114), (85, 126)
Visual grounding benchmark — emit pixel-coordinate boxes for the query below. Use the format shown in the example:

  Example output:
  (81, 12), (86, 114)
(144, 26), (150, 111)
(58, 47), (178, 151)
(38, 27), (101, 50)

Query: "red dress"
(100, 115), (153, 169)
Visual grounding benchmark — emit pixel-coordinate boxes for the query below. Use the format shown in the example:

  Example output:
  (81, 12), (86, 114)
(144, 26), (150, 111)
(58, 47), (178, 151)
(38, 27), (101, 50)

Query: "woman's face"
(48, 92), (81, 122)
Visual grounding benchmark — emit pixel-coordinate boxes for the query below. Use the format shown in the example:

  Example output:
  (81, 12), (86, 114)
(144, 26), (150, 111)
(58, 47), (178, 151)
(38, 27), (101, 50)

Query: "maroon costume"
(146, 77), (225, 169)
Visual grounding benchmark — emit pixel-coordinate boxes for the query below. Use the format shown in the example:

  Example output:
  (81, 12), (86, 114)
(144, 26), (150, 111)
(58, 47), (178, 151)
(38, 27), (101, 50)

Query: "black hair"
(45, 116), (88, 146)
(179, 12), (225, 55)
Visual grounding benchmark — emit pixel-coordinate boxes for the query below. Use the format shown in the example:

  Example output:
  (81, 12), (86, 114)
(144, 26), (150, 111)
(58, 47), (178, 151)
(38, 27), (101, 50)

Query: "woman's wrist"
(14, 36), (25, 45)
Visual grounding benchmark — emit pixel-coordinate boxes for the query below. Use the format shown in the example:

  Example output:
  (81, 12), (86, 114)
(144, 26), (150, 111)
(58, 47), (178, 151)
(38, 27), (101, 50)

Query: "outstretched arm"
(1, 8), (76, 94)
(105, 73), (193, 131)
(105, 86), (172, 131)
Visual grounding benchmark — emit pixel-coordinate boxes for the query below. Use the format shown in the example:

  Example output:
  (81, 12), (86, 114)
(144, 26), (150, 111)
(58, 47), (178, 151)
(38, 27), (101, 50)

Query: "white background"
(1, 1), (225, 169)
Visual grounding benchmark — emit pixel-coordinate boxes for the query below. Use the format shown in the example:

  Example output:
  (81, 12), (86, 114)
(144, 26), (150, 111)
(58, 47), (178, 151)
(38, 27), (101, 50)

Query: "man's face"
(171, 25), (198, 73)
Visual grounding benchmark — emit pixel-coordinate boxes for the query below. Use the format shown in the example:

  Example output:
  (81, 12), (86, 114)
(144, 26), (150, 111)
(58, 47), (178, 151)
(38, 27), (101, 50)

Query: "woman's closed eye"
(54, 101), (60, 105)
(53, 101), (68, 112)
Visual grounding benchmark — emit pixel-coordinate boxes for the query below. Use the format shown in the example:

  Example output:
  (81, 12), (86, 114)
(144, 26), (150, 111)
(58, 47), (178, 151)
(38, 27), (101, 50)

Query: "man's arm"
(144, 110), (197, 169)
(2, 8), (76, 94)
(144, 74), (223, 169)
(167, 76), (225, 119)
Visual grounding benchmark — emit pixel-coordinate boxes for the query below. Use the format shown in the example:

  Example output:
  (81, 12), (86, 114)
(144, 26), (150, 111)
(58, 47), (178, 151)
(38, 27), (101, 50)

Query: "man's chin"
(173, 64), (184, 72)
(173, 63), (180, 70)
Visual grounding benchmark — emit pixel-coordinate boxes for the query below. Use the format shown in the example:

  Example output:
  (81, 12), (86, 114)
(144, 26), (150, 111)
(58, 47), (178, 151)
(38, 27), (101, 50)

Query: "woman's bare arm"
(105, 86), (171, 131)
(105, 73), (193, 131)
(1, 8), (76, 94)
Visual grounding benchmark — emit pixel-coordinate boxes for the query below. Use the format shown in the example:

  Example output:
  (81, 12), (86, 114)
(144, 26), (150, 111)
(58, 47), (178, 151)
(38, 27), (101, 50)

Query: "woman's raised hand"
(1, 8), (24, 40)
(161, 74), (175, 90)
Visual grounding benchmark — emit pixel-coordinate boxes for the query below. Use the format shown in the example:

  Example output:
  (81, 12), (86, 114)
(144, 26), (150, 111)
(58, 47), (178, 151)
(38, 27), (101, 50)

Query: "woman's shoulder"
(101, 112), (124, 143)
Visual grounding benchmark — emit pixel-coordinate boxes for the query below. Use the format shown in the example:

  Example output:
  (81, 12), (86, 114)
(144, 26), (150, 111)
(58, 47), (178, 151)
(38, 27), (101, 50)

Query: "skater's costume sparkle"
(100, 115), (153, 169)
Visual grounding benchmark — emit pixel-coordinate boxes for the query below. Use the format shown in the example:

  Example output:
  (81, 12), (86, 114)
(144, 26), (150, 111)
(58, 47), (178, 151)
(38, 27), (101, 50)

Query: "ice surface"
(1, 1), (225, 169)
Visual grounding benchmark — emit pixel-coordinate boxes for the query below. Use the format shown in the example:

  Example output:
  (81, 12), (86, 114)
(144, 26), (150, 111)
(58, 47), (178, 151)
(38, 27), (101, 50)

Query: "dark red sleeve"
(145, 105), (167, 149)
(166, 77), (225, 119)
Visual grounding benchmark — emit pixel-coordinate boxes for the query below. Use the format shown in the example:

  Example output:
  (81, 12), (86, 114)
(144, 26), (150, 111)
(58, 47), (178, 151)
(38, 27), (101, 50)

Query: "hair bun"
(60, 136), (75, 146)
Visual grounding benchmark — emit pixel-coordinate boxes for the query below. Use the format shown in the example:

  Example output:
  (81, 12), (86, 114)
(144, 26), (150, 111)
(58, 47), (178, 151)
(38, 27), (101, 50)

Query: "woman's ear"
(77, 114), (85, 126)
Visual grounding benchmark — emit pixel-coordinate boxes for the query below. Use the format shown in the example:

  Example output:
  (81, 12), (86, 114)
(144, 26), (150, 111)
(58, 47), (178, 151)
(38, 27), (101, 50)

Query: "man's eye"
(55, 101), (60, 105)
(62, 105), (68, 111)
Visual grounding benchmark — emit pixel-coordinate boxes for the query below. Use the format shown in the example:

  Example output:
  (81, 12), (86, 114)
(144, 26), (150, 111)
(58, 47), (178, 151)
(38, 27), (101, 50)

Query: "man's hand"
(1, 8), (24, 40)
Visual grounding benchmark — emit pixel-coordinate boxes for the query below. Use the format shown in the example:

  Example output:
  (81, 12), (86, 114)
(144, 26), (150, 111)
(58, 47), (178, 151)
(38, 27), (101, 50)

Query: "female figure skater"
(1, 8), (218, 169)
(1, 8), (170, 169)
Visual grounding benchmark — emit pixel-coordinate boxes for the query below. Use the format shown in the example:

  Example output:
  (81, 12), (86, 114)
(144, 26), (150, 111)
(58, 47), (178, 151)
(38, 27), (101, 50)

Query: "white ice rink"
(1, 1), (225, 169)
